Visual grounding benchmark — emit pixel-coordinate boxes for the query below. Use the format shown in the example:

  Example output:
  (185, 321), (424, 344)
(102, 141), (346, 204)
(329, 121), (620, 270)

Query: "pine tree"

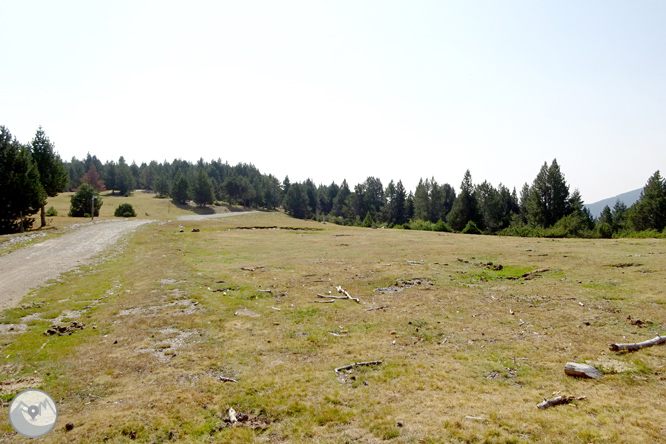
(171, 173), (190, 204)
(284, 183), (309, 219)
(104, 161), (118, 194)
(30, 127), (68, 227)
(413, 178), (430, 221)
(116, 157), (135, 196)
(393, 180), (407, 225)
(629, 171), (666, 232)
(192, 169), (214, 207)
(332, 180), (351, 217)
(0, 126), (46, 233)
(447, 170), (481, 231)
(527, 159), (571, 227)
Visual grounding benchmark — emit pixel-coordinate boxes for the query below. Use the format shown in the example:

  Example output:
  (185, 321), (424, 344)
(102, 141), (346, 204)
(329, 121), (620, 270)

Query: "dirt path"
(0, 219), (153, 311)
(176, 210), (256, 221)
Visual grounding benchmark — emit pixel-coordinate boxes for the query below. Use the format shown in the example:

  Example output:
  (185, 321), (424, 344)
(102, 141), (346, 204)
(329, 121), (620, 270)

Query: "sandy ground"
(0, 219), (153, 311)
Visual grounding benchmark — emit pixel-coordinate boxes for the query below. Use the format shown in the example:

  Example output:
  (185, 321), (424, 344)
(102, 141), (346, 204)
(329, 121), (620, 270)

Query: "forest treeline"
(2, 125), (665, 238)
(64, 151), (666, 239)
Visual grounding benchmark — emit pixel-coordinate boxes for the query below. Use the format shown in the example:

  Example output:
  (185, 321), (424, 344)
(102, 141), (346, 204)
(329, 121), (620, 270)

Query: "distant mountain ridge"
(585, 188), (643, 218)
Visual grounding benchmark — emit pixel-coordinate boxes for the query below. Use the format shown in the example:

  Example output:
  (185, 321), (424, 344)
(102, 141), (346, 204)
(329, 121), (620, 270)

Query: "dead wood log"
(317, 294), (350, 300)
(240, 266), (264, 272)
(257, 289), (272, 293)
(609, 335), (666, 352)
(219, 377), (238, 383)
(564, 362), (603, 379)
(336, 286), (360, 303)
(334, 360), (382, 373)
(310, 299), (335, 303)
(364, 306), (389, 311)
(537, 395), (577, 409)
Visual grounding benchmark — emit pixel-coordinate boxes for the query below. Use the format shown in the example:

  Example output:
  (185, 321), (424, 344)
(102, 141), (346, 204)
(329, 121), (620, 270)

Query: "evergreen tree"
(405, 191), (415, 221)
(0, 126), (46, 233)
(413, 178), (430, 221)
(429, 179), (445, 222)
(192, 169), (214, 207)
(30, 127), (68, 227)
(154, 174), (170, 197)
(599, 205), (613, 226)
(393, 180), (408, 225)
(104, 161), (118, 194)
(304, 179), (318, 215)
(612, 200), (628, 232)
(171, 173), (190, 204)
(527, 159), (571, 227)
(441, 183), (456, 219)
(629, 171), (666, 232)
(116, 157), (135, 195)
(284, 183), (309, 219)
(447, 170), (481, 231)
(331, 180), (351, 217)
(68, 183), (102, 217)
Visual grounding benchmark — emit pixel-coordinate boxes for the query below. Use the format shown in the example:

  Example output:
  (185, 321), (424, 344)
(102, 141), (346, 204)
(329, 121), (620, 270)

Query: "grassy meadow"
(1, 210), (666, 443)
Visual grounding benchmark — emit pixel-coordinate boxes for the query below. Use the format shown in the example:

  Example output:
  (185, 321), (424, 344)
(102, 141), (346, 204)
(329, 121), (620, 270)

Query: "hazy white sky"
(2, 1), (665, 202)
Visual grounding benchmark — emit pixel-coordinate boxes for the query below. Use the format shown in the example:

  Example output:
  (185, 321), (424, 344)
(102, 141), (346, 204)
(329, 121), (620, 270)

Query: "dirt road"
(176, 210), (256, 221)
(0, 220), (153, 311)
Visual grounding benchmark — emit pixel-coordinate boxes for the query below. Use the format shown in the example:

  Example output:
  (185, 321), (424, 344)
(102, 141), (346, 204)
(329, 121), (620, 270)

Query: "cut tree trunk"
(609, 335), (666, 352)
(334, 360), (382, 373)
(564, 362), (603, 379)
(40, 205), (46, 228)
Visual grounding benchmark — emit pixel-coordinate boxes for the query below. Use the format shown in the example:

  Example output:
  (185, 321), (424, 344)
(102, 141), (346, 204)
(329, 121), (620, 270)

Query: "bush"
(45, 206), (58, 217)
(69, 184), (102, 217)
(114, 203), (136, 217)
(433, 219), (453, 232)
(596, 222), (613, 239)
(461, 220), (482, 234)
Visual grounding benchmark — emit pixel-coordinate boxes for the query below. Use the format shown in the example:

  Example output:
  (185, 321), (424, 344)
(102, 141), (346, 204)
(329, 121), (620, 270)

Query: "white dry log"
(317, 294), (350, 300)
(609, 335), (666, 352)
(219, 377), (238, 383)
(336, 286), (360, 303)
(537, 395), (575, 410)
(311, 300), (335, 303)
(334, 360), (382, 373)
(564, 362), (603, 379)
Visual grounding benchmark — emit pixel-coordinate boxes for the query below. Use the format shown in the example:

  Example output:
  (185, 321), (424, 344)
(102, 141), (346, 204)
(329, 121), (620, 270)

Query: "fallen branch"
(537, 395), (585, 410)
(609, 335), (666, 352)
(335, 360), (382, 373)
(240, 266), (264, 272)
(311, 299), (335, 303)
(317, 294), (350, 300)
(336, 286), (360, 303)
(219, 377), (238, 383)
(364, 306), (389, 311)
(328, 332), (346, 337)
(257, 289), (272, 293)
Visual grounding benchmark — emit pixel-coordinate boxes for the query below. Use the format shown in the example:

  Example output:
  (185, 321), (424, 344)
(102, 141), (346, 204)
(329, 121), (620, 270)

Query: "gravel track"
(0, 220), (153, 311)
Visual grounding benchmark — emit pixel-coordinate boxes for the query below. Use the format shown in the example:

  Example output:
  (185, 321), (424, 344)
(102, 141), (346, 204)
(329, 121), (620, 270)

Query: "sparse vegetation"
(1, 212), (665, 443)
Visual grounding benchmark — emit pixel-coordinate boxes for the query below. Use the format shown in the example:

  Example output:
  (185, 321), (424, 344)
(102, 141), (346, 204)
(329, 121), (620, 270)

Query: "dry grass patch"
(1, 212), (665, 443)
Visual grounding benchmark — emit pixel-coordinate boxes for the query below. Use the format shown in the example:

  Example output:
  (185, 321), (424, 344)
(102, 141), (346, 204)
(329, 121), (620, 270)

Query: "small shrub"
(114, 203), (136, 217)
(433, 219), (453, 232)
(45, 206), (58, 217)
(83, 213), (91, 218)
(461, 220), (482, 235)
